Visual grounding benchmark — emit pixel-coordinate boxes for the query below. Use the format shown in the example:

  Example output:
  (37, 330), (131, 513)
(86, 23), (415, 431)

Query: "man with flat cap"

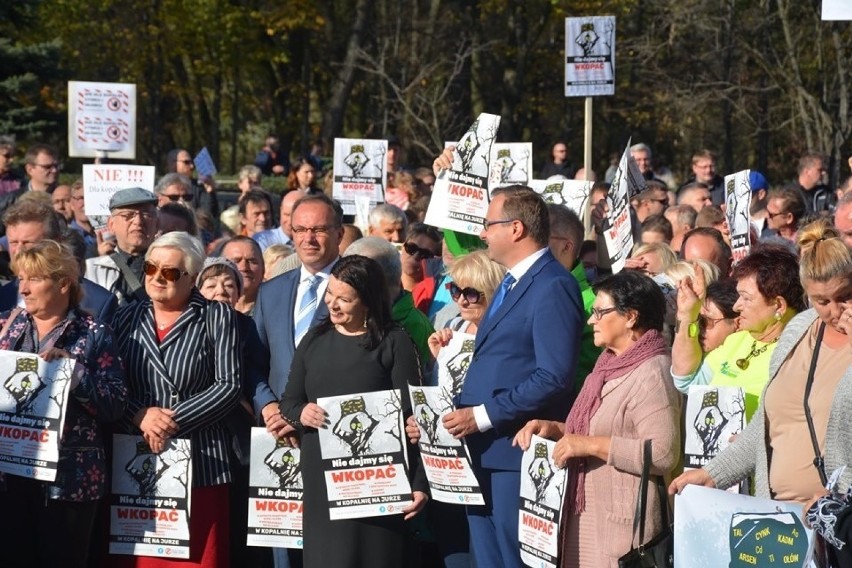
(85, 187), (159, 306)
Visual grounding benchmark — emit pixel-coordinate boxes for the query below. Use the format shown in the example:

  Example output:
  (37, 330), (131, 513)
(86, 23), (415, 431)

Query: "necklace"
(735, 338), (779, 370)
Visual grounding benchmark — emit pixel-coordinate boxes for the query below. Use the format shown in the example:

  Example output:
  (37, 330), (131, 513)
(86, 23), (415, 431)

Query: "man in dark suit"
(252, 193), (343, 568)
(441, 184), (583, 568)
(0, 200), (116, 322)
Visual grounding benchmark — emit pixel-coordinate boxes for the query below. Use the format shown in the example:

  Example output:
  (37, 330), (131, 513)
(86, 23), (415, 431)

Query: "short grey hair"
(146, 231), (205, 275)
(630, 143), (652, 157)
(155, 173), (193, 195)
(343, 236), (402, 289)
(368, 203), (408, 229)
(238, 164), (262, 184)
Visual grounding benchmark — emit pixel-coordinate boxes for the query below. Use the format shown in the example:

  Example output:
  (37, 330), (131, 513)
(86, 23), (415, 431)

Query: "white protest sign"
(488, 143), (533, 191)
(409, 385), (484, 505)
(684, 386), (745, 470)
(109, 435), (192, 559)
(332, 138), (388, 215)
(565, 16), (616, 97)
(317, 390), (412, 520)
(529, 179), (593, 218)
(675, 485), (815, 567)
(68, 81), (136, 159)
(435, 331), (476, 399)
(82, 164), (156, 217)
(0, 352), (75, 482)
(247, 428), (303, 549)
(424, 113), (501, 234)
(725, 170), (752, 265)
(519, 435), (567, 568)
(823, 0), (852, 20)
(603, 140), (646, 273)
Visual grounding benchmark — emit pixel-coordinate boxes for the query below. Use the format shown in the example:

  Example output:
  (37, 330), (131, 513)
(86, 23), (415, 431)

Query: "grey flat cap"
(109, 187), (158, 210)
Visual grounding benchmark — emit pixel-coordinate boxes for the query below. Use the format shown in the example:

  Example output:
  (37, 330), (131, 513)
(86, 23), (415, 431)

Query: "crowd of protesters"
(0, 133), (850, 568)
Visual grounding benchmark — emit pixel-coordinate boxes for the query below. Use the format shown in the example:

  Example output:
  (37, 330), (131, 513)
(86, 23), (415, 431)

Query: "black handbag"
(618, 440), (674, 568)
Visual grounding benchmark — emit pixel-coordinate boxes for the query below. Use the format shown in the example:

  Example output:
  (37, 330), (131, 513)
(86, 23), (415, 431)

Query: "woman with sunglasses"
(0, 240), (127, 568)
(671, 244), (805, 420)
(112, 232), (241, 568)
(400, 223), (442, 292)
(513, 270), (680, 567)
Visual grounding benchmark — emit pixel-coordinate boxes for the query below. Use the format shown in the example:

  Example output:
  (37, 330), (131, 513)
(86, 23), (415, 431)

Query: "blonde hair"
(263, 243), (294, 268)
(12, 240), (82, 307)
(664, 259), (720, 286)
(448, 250), (506, 306)
(798, 218), (852, 283)
(631, 242), (677, 272)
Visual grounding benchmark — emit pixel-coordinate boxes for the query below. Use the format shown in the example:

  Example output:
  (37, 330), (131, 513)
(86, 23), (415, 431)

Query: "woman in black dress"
(279, 254), (428, 568)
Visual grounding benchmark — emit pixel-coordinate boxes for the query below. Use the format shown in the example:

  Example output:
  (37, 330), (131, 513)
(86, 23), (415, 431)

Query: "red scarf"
(563, 329), (668, 514)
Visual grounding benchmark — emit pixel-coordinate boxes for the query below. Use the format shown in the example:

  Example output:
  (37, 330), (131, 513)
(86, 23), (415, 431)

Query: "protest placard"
(0, 352), (75, 481)
(317, 390), (412, 520)
(408, 385), (483, 505)
(424, 113), (501, 235)
(194, 147), (217, 178)
(434, 331), (476, 399)
(684, 386), (745, 470)
(519, 435), (567, 568)
(823, 0), (852, 20)
(109, 435), (192, 559)
(82, 164), (156, 217)
(489, 143), (533, 191)
(247, 428), (303, 549)
(603, 140), (646, 273)
(68, 81), (136, 159)
(332, 138), (388, 215)
(564, 16), (616, 97)
(529, 179), (593, 218)
(675, 485), (814, 567)
(725, 170), (753, 265)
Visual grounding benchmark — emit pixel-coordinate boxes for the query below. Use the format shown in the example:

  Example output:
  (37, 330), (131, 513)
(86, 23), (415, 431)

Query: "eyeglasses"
(163, 194), (193, 202)
(591, 306), (618, 320)
(651, 198), (669, 206)
(0, 152), (13, 159)
(698, 314), (730, 330)
(766, 210), (786, 219)
(481, 218), (515, 230)
(177, 159), (193, 166)
(403, 241), (435, 259)
(113, 210), (156, 223)
(446, 282), (484, 304)
(292, 225), (333, 236)
(143, 261), (188, 282)
(32, 162), (60, 171)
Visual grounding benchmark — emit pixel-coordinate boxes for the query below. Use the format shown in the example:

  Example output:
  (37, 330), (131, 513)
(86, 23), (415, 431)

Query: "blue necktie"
(485, 273), (516, 320)
(294, 275), (320, 346)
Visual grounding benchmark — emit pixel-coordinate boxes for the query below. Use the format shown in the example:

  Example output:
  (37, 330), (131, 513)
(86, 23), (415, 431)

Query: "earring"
(363, 316), (368, 329)
(774, 312), (782, 321)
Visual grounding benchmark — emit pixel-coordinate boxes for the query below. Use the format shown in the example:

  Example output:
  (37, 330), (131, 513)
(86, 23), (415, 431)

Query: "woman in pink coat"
(514, 270), (681, 567)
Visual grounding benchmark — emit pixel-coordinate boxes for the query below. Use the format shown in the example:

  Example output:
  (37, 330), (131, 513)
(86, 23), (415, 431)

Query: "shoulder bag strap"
(631, 439), (653, 547)
(804, 322), (828, 486)
(0, 307), (24, 339)
(109, 252), (146, 302)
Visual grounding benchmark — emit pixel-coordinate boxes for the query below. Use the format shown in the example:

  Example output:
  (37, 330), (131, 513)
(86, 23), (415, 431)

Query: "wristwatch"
(676, 318), (699, 338)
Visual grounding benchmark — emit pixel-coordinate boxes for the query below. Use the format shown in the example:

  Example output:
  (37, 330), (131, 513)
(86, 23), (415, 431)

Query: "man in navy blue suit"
(252, 193), (344, 568)
(442, 184), (583, 568)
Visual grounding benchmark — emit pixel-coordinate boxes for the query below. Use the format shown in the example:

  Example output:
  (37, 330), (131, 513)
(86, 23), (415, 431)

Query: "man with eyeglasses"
(679, 149), (725, 205)
(630, 184), (669, 224)
(85, 187), (159, 306)
(154, 173), (194, 208)
(251, 193), (345, 568)
(763, 186), (806, 245)
(0, 144), (61, 236)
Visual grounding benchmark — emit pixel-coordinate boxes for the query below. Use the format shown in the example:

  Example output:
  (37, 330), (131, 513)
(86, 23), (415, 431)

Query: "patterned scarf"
(563, 329), (669, 514)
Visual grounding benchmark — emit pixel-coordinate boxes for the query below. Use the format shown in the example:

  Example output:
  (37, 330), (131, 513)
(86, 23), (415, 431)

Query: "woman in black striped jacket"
(112, 231), (241, 568)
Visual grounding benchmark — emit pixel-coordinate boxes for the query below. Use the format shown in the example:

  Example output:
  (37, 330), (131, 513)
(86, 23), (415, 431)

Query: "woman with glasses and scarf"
(112, 232), (241, 568)
(671, 243), (805, 420)
(513, 270), (681, 567)
(400, 223), (442, 292)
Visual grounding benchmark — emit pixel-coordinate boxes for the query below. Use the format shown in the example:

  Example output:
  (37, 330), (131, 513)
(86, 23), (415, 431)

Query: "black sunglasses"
(163, 193), (193, 202)
(403, 241), (435, 259)
(143, 261), (188, 282)
(446, 282), (484, 304)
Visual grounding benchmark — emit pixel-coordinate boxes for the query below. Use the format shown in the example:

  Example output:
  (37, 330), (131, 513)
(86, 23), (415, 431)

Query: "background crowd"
(0, 135), (850, 568)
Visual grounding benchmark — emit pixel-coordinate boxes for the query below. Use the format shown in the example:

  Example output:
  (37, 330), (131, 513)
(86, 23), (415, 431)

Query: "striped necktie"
(485, 273), (516, 320)
(294, 275), (321, 346)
